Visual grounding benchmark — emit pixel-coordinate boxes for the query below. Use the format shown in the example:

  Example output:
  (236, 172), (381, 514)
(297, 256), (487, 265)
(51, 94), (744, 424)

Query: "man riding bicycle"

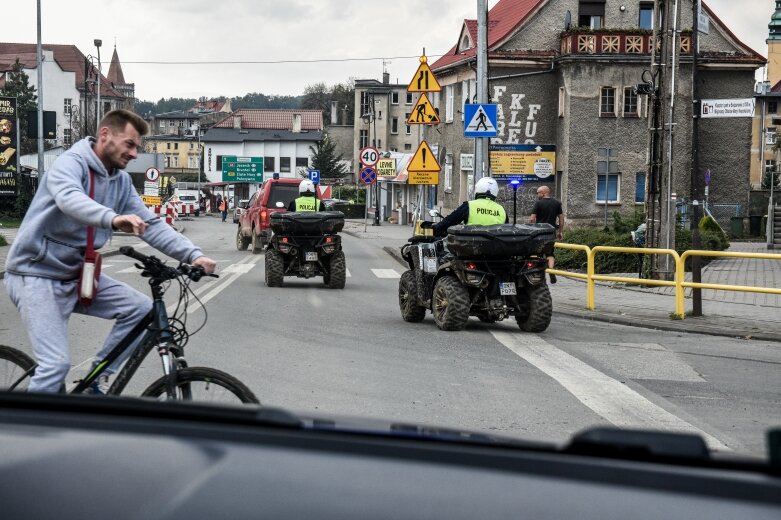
(4, 109), (216, 394)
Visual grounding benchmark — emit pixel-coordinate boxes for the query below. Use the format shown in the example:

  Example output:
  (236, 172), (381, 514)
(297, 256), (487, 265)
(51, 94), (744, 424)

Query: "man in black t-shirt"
(530, 185), (564, 283)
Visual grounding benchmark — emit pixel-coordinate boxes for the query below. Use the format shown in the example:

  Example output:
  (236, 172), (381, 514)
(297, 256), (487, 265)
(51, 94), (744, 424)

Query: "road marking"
(346, 268), (352, 278)
(116, 266), (137, 274)
(161, 255), (260, 315)
(490, 330), (730, 451)
(372, 268), (400, 279)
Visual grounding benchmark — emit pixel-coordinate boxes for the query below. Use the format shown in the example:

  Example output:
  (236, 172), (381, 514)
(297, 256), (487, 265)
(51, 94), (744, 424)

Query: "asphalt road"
(1, 216), (779, 458)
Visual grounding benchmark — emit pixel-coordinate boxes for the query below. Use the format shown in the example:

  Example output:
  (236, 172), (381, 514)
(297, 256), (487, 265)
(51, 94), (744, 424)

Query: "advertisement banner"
(0, 96), (18, 196)
(489, 144), (556, 181)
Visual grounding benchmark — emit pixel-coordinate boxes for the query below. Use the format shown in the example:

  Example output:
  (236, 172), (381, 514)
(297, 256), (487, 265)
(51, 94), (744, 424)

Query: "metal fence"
(676, 201), (741, 231)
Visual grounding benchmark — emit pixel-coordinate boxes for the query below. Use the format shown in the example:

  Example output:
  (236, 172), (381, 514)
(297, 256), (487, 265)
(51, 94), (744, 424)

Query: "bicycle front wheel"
(0, 345), (35, 391)
(141, 367), (259, 404)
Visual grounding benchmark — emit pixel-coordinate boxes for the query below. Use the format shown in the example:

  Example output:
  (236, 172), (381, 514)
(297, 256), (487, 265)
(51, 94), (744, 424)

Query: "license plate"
(499, 282), (517, 296)
(305, 252), (318, 261)
(424, 258), (437, 273)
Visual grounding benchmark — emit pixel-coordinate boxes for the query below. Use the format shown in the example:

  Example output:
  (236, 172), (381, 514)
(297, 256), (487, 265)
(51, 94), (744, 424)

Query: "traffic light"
(26, 111), (57, 139)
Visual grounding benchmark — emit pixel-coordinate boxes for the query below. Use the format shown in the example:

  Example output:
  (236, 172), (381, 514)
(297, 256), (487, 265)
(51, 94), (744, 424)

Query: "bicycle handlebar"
(119, 246), (218, 282)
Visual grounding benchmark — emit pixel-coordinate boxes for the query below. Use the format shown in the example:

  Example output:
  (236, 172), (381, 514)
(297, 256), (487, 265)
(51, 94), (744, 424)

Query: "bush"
(0, 234), (6, 247)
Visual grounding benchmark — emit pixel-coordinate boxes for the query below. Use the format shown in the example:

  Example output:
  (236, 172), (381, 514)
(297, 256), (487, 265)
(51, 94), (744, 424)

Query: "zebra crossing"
(103, 260), (396, 280)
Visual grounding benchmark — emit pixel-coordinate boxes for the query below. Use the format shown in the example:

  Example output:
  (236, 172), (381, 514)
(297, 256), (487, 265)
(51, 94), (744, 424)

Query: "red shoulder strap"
(86, 169), (96, 259)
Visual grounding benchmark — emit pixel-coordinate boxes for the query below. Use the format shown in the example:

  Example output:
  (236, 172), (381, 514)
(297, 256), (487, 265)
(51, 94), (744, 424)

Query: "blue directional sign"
(308, 169), (320, 184)
(360, 167), (377, 185)
(464, 104), (498, 137)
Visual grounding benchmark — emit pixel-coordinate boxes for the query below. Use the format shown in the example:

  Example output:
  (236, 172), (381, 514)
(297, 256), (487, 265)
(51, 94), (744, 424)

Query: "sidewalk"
(341, 220), (781, 342)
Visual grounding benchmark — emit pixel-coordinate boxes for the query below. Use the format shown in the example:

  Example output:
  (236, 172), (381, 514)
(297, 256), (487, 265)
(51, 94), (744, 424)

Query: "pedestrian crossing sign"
(406, 93), (440, 125)
(407, 140), (440, 172)
(464, 104), (498, 137)
(407, 55), (442, 93)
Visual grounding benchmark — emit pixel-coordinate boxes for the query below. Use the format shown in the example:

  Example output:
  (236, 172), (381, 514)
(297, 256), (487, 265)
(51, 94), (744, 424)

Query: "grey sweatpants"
(4, 273), (152, 392)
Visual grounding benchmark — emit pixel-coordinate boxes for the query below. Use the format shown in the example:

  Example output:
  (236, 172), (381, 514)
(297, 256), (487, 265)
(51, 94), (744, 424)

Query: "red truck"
(236, 177), (301, 253)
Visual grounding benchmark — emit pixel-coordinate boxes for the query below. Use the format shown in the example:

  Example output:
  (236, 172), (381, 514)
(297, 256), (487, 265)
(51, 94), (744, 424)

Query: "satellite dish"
(564, 10), (572, 31)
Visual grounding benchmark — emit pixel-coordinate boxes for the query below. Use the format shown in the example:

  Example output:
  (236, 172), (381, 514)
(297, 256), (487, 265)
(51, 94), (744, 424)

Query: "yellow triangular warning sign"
(406, 93), (440, 125)
(407, 56), (441, 93)
(408, 140), (440, 172)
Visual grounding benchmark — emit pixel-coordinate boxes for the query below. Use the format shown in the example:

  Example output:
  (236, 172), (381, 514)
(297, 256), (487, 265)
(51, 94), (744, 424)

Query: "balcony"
(559, 30), (692, 56)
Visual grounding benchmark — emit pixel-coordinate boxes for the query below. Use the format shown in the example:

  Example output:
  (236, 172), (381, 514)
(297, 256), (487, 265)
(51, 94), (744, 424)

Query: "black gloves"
(420, 221), (434, 229)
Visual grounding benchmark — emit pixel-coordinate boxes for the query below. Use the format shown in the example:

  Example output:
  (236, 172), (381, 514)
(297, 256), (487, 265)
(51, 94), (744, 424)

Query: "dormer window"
(460, 34), (471, 51)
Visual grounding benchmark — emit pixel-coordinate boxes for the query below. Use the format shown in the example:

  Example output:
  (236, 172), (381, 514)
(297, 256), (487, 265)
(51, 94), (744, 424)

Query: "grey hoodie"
(5, 137), (203, 280)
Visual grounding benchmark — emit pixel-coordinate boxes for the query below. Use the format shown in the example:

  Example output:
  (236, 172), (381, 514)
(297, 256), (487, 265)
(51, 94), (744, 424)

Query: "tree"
(301, 80), (355, 125)
(0, 59), (38, 155)
(309, 132), (348, 180)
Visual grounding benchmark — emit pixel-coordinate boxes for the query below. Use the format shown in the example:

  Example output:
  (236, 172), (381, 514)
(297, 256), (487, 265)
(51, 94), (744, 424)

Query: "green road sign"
(222, 156), (264, 182)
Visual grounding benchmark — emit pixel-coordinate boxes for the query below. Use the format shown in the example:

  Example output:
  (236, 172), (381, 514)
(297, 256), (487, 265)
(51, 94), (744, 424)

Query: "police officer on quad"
(423, 177), (508, 236)
(288, 179), (321, 212)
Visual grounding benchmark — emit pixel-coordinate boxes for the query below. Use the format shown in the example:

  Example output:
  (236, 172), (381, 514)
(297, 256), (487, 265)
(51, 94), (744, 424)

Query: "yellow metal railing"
(548, 245), (779, 319)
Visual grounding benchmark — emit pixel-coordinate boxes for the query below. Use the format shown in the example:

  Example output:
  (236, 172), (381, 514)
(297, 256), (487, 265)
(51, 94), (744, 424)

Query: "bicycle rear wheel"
(141, 367), (259, 404)
(0, 345), (35, 391)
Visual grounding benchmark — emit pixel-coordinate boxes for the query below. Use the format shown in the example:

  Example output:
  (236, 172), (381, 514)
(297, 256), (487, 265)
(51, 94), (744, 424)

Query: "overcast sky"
(6, 0), (775, 102)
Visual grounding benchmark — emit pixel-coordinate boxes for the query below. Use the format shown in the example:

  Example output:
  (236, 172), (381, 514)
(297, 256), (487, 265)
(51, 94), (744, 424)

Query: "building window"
(188, 155), (198, 169)
(635, 172), (646, 203)
(769, 101), (778, 114)
(404, 143), (412, 151)
(264, 157), (275, 171)
(767, 127), (777, 146)
(445, 84), (454, 122)
(405, 113), (411, 135)
(174, 142), (179, 150)
(171, 155), (179, 168)
(296, 157), (308, 168)
(766, 160), (777, 175)
(461, 81), (469, 121)
(360, 92), (370, 118)
(359, 129), (368, 148)
(558, 87), (566, 117)
(391, 92), (399, 105)
(216, 155), (223, 170)
(63, 128), (72, 147)
(600, 87), (616, 117)
(391, 117), (399, 134)
(444, 154), (453, 192)
(623, 87), (638, 116)
(406, 92), (414, 105)
(639, 3), (654, 30)
(578, 1), (604, 29)
(63, 99), (72, 115)
(280, 157), (291, 172)
(597, 173), (620, 203)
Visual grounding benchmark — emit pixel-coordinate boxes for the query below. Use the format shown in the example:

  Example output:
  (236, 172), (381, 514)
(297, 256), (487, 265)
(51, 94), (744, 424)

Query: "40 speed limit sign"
(359, 146), (380, 167)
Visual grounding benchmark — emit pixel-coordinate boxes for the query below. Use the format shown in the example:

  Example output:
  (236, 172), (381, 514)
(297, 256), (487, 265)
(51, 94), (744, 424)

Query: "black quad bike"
(399, 223), (556, 332)
(265, 211), (347, 289)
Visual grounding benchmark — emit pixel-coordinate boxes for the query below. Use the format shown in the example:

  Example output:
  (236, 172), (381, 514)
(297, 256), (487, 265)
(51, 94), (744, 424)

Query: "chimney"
(382, 72), (390, 84)
(330, 101), (338, 126)
(341, 106), (348, 126)
(233, 114), (242, 129)
(292, 113), (302, 133)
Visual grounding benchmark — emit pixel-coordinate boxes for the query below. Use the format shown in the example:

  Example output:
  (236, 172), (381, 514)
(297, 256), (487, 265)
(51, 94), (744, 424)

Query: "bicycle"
(0, 246), (259, 404)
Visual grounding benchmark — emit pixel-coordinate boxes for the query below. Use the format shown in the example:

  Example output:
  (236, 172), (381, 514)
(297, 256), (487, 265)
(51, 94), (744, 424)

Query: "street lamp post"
(94, 39), (102, 134)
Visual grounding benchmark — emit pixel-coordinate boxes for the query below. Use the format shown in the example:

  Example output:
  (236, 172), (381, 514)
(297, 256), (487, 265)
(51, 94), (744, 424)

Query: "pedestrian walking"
(530, 185), (564, 284)
(219, 197), (228, 222)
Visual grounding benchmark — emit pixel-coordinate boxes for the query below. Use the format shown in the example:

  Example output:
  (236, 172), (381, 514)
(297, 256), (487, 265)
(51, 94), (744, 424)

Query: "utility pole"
(474, 0), (489, 182)
(36, 0), (44, 179)
(690, 0), (703, 316)
(647, 0), (681, 280)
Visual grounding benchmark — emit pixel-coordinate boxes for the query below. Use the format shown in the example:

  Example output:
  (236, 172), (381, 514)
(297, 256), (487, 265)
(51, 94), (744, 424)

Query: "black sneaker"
(549, 273), (557, 284)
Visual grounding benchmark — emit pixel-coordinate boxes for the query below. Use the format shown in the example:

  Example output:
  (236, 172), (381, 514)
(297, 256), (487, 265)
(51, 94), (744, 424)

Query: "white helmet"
(299, 179), (315, 195)
(474, 177), (499, 199)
